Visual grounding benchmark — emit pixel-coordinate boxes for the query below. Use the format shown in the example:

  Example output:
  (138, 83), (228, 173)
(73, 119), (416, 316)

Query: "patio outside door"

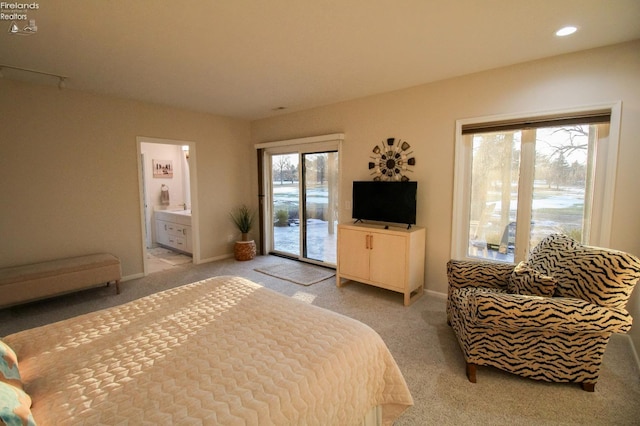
(270, 150), (339, 265)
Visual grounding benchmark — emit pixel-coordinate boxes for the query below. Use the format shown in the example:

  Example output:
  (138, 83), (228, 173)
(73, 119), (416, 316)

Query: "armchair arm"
(447, 259), (514, 291)
(468, 292), (633, 334)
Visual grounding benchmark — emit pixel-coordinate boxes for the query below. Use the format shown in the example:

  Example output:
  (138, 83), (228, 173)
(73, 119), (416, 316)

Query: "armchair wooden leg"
(581, 382), (595, 392)
(466, 363), (477, 383)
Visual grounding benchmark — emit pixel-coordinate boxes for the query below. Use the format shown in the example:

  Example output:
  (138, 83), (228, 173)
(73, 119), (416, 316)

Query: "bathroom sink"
(155, 209), (192, 225)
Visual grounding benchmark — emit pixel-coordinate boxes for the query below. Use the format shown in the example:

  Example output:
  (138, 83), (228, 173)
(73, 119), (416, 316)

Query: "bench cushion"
(0, 254), (121, 308)
(0, 254), (120, 286)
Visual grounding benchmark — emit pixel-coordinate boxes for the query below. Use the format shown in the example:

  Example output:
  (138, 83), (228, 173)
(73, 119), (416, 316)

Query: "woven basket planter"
(234, 240), (256, 261)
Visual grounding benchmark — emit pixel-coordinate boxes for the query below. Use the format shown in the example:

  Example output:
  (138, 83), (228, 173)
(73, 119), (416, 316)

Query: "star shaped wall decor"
(368, 138), (416, 181)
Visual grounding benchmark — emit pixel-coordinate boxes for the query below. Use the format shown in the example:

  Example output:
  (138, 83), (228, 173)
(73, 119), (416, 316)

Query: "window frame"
(451, 102), (622, 262)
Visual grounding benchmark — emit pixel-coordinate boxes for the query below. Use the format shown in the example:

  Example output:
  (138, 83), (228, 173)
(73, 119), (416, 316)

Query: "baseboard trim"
(197, 253), (234, 264)
(426, 289), (447, 300)
(122, 272), (144, 282)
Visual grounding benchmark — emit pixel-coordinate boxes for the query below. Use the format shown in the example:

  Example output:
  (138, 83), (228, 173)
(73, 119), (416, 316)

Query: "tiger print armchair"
(446, 233), (640, 392)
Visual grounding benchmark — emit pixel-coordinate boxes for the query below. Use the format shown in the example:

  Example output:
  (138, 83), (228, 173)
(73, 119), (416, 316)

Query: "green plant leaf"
(230, 205), (256, 233)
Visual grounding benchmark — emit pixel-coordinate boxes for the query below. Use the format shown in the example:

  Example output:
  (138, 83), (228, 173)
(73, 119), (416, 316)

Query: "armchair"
(447, 234), (640, 391)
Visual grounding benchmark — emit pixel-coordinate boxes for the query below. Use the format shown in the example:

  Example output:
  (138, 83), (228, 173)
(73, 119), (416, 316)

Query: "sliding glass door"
(268, 149), (339, 266)
(272, 153), (301, 256)
(303, 151), (339, 264)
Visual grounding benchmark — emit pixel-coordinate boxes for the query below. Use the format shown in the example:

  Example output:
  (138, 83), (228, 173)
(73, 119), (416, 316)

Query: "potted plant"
(230, 205), (257, 260)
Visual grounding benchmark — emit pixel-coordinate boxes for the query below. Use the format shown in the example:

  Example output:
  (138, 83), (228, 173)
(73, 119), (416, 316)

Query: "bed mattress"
(5, 276), (413, 425)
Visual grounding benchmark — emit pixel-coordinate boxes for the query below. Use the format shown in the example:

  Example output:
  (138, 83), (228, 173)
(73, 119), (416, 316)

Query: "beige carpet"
(1, 255), (639, 425)
(255, 262), (335, 285)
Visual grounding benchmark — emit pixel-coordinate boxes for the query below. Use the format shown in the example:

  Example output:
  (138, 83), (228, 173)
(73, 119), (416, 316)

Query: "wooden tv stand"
(336, 223), (426, 306)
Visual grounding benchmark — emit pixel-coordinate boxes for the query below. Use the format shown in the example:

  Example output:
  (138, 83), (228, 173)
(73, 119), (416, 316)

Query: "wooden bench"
(0, 253), (121, 308)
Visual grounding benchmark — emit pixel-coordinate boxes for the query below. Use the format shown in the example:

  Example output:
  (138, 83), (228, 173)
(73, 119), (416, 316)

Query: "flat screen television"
(352, 181), (417, 227)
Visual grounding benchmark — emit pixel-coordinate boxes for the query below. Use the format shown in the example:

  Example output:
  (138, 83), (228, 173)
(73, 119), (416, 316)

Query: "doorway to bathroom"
(137, 137), (199, 275)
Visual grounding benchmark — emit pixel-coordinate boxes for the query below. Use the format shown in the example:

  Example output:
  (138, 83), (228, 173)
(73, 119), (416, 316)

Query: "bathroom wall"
(141, 143), (188, 211)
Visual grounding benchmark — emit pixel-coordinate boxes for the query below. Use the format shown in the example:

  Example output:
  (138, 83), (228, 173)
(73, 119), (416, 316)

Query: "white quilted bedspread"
(5, 276), (413, 425)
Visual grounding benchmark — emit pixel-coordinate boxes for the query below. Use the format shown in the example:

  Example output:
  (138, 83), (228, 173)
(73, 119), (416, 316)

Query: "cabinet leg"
(404, 286), (424, 306)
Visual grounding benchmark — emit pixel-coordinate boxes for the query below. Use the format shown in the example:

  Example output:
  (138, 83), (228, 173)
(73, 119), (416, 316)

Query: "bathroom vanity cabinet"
(155, 210), (192, 254)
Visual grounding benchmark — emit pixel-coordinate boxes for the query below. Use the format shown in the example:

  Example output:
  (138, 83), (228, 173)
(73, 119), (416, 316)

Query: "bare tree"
(538, 125), (589, 188)
(548, 153), (571, 189)
(274, 156), (291, 184)
(546, 125), (589, 158)
(285, 163), (297, 184)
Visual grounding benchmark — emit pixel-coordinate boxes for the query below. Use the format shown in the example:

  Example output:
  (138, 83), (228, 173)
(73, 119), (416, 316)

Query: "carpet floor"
(1, 255), (639, 425)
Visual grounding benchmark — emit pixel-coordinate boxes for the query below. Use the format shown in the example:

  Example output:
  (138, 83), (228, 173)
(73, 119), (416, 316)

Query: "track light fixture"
(0, 64), (68, 89)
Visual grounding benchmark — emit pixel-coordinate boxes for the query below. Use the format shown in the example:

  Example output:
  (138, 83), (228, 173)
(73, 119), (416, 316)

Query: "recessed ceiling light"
(556, 26), (577, 37)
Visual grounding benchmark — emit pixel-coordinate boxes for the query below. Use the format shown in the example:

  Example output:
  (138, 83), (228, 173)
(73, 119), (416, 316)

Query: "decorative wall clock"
(368, 138), (416, 181)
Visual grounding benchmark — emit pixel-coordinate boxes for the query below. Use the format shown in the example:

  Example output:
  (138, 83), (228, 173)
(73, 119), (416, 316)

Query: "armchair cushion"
(508, 261), (557, 297)
(527, 234), (640, 309)
(467, 290), (633, 334)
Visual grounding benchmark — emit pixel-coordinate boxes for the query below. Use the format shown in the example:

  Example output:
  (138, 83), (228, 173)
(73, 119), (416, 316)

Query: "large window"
(452, 104), (621, 263)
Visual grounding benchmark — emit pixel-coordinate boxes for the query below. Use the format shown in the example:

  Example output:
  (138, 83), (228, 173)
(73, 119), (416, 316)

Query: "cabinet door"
(156, 220), (170, 245)
(174, 236), (186, 251)
(369, 232), (407, 290)
(166, 223), (180, 236)
(338, 227), (370, 280)
(183, 226), (192, 253)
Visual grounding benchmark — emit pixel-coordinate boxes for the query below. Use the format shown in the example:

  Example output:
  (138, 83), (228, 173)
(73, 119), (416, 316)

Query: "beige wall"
(251, 40), (640, 354)
(0, 79), (252, 277)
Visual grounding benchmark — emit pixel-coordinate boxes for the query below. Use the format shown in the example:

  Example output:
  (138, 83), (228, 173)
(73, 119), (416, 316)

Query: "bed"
(3, 276), (413, 425)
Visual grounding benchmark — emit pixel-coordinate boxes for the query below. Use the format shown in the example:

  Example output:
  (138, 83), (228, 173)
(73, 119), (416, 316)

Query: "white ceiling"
(1, 0), (639, 120)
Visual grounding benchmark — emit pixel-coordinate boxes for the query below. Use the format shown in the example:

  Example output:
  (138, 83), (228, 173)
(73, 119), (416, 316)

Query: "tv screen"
(352, 181), (417, 226)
